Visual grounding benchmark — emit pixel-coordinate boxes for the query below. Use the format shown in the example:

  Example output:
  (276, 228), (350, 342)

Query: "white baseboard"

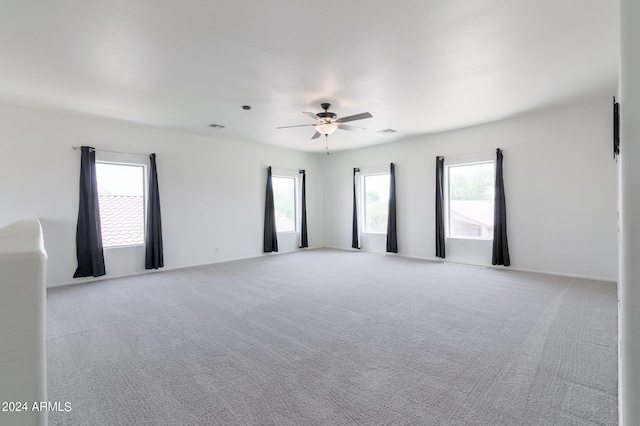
(49, 245), (616, 288)
(325, 246), (617, 284)
(49, 245), (326, 289)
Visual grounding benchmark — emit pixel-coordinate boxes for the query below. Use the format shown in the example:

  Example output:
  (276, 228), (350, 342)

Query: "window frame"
(271, 172), (299, 234)
(445, 158), (495, 241)
(360, 168), (391, 235)
(95, 160), (148, 249)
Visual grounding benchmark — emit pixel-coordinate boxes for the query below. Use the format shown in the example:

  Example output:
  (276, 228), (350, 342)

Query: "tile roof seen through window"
(275, 211), (295, 233)
(98, 194), (144, 247)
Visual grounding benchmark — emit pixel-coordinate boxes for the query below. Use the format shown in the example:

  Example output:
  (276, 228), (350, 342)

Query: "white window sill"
(362, 232), (387, 235)
(446, 237), (493, 241)
(103, 243), (145, 249)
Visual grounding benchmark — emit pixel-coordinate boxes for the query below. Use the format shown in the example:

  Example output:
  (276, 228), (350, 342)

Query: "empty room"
(1, 1), (639, 425)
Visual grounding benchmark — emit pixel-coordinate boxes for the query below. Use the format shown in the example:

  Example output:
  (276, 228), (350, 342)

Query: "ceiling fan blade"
(276, 124), (316, 129)
(311, 131), (322, 139)
(338, 112), (372, 123)
(302, 111), (318, 120)
(338, 124), (366, 131)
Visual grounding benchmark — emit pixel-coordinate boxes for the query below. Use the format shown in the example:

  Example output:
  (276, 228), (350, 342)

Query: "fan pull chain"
(325, 135), (330, 155)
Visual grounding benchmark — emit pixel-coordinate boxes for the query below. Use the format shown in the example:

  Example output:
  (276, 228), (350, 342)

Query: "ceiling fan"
(277, 103), (373, 139)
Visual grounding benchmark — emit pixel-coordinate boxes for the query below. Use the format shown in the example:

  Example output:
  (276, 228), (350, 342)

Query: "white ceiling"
(0, 1), (619, 153)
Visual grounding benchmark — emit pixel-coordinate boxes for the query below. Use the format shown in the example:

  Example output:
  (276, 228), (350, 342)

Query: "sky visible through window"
(96, 163), (144, 195)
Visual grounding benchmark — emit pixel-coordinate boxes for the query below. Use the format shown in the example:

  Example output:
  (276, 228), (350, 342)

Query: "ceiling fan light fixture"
(315, 122), (338, 135)
(277, 103), (372, 140)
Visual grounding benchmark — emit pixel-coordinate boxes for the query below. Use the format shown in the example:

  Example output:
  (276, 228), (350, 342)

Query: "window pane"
(96, 163), (145, 247)
(364, 173), (390, 233)
(272, 177), (296, 233)
(448, 162), (494, 239)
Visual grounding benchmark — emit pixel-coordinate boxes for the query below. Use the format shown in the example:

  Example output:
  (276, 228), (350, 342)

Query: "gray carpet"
(47, 249), (618, 425)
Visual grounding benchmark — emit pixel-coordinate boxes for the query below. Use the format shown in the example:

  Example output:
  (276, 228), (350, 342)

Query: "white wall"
(618, 0), (640, 422)
(0, 99), (618, 285)
(0, 104), (326, 287)
(324, 99), (618, 281)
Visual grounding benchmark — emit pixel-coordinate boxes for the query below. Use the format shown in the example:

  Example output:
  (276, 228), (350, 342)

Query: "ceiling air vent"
(378, 128), (397, 134)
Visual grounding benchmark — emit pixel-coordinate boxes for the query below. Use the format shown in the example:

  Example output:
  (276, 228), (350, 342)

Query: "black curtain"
(145, 153), (164, 269)
(386, 163), (398, 253)
(263, 166), (278, 253)
(73, 146), (106, 278)
(351, 168), (360, 249)
(492, 149), (511, 266)
(299, 170), (308, 248)
(435, 156), (446, 258)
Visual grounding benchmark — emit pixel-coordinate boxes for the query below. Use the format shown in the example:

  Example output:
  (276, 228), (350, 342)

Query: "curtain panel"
(299, 170), (309, 248)
(73, 146), (106, 278)
(352, 168), (360, 249)
(492, 149), (510, 266)
(386, 163), (398, 253)
(263, 166), (279, 253)
(435, 156), (446, 258)
(145, 153), (164, 269)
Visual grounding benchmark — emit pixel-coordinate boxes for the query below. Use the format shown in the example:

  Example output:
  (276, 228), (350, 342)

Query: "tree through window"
(272, 176), (296, 233)
(363, 173), (390, 233)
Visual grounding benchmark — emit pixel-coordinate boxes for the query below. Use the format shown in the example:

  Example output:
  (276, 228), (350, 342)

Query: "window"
(272, 176), (296, 233)
(447, 161), (494, 239)
(363, 173), (390, 233)
(96, 162), (146, 247)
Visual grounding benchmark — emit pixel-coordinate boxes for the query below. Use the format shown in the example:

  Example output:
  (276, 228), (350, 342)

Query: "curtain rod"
(72, 146), (152, 157)
(442, 149), (500, 160)
(355, 163), (392, 172)
(271, 166), (305, 173)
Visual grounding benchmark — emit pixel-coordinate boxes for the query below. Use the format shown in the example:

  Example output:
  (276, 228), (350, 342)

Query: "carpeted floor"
(47, 249), (618, 425)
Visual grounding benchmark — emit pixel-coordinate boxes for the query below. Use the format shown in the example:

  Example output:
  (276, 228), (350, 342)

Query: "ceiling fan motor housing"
(318, 103), (337, 120)
(317, 112), (337, 120)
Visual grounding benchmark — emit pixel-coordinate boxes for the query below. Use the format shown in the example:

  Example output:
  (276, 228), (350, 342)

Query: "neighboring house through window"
(96, 162), (146, 247)
(447, 161), (494, 239)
